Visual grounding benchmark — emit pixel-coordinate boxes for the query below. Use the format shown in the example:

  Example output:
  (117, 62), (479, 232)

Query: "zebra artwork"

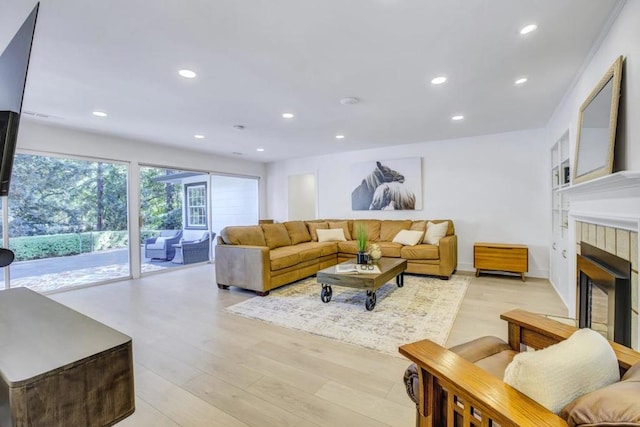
(350, 159), (420, 210)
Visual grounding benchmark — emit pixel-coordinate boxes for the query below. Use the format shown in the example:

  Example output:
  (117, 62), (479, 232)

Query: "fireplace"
(577, 242), (631, 346)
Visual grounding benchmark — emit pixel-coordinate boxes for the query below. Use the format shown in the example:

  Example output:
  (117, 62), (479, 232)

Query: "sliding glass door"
(5, 153), (129, 292)
(139, 166), (211, 271)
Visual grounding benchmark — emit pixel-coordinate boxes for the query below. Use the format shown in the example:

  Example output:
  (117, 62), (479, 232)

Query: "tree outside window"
(185, 182), (207, 229)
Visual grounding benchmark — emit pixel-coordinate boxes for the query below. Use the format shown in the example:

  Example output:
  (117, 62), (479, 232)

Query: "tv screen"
(0, 3), (39, 196)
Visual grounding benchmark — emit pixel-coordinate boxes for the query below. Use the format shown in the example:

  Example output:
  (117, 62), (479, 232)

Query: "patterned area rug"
(226, 274), (470, 356)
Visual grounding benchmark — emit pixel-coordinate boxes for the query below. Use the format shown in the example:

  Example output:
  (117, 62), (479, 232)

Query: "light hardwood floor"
(49, 266), (567, 427)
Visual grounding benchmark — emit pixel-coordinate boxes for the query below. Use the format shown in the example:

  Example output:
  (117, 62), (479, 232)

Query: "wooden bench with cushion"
(400, 309), (640, 427)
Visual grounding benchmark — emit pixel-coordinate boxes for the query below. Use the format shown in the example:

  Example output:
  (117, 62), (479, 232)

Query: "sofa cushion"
(377, 242), (403, 258)
(401, 244), (439, 260)
(392, 230), (424, 246)
(284, 221), (312, 245)
(269, 246), (300, 271)
(353, 220), (381, 242)
(560, 362), (640, 426)
(261, 223), (292, 249)
(503, 328), (620, 414)
(306, 222), (328, 242)
(410, 220), (427, 234)
(221, 225), (266, 246)
(338, 240), (359, 255)
(450, 336), (517, 379)
(316, 241), (338, 256)
(380, 220), (412, 242)
(292, 242), (323, 263)
(328, 221), (351, 240)
(317, 228), (347, 242)
(424, 221), (449, 245)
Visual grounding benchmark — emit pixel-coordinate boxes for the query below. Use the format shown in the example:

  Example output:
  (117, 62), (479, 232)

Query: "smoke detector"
(339, 97), (360, 105)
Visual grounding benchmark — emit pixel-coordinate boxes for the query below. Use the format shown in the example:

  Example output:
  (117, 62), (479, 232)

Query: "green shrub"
(9, 231), (129, 261)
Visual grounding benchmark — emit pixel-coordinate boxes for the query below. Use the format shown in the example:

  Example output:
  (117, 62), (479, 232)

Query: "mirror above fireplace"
(573, 56), (623, 185)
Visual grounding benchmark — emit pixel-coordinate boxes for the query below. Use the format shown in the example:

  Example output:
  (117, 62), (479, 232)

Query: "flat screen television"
(0, 3), (39, 196)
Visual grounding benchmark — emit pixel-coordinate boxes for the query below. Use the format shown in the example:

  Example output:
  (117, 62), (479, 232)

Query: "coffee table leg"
(321, 284), (332, 303)
(365, 290), (377, 311)
(396, 273), (404, 288)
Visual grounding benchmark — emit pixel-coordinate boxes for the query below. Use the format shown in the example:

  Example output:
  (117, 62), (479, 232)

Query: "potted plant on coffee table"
(355, 224), (368, 264)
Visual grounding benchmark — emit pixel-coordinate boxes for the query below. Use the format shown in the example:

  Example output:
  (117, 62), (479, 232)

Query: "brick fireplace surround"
(562, 171), (640, 350)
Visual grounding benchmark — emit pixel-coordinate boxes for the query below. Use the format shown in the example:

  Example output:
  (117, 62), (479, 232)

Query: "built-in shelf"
(559, 171), (640, 200)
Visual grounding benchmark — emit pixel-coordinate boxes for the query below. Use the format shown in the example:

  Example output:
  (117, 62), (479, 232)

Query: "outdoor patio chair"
(181, 232), (213, 264)
(144, 230), (183, 260)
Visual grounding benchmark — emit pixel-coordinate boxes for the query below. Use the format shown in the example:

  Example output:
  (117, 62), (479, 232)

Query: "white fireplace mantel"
(559, 171), (640, 201)
(560, 171), (640, 232)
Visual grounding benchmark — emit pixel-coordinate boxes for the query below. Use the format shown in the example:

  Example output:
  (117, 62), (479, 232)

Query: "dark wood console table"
(0, 288), (134, 426)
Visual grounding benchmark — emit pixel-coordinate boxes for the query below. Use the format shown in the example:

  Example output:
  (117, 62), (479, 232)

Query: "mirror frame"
(573, 55), (623, 184)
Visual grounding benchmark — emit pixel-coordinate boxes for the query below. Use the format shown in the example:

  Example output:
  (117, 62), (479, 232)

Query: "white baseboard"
(457, 262), (548, 279)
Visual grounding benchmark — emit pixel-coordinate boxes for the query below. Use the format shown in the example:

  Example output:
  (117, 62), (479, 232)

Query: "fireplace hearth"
(577, 242), (631, 346)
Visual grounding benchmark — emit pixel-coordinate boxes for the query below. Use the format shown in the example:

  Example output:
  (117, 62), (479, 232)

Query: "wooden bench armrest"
(501, 309), (640, 371)
(399, 339), (566, 427)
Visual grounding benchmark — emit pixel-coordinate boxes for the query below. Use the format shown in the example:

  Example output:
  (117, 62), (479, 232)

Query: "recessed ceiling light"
(92, 111), (107, 117)
(451, 115), (464, 121)
(233, 125), (245, 130)
(282, 112), (294, 119)
(515, 77), (528, 85)
(520, 24), (537, 35)
(336, 135), (345, 139)
(339, 97), (360, 105)
(256, 148), (265, 152)
(431, 76), (447, 85)
(178, 69), (197, 78)
(194, 134), (205, 139)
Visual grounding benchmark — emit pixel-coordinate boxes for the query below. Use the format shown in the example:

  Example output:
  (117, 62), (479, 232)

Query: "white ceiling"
(0, 0), (623, 162)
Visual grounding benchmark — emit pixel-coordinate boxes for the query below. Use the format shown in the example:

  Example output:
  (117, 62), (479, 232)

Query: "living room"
(1, 0), (639, 426)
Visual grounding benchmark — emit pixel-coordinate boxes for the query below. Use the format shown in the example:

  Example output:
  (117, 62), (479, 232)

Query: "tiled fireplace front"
(575, 221), (639, 349)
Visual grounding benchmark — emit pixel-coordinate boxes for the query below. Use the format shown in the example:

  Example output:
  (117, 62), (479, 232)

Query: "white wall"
(546, 0), (640, 305)
(288, 173), (317, 221)
(547, 0), (640, 171)
(267, 128), (550, 278)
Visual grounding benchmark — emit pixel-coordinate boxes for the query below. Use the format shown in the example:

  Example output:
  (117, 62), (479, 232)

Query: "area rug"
(226, 274), (470, 356)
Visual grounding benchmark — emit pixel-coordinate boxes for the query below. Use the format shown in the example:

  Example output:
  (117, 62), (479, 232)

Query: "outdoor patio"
(3, 247), (209, 293)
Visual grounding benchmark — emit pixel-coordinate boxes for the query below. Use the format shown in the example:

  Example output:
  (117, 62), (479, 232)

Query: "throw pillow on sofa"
(503, 328), (620, 414)
(328, 221), (351, 240)
(424, 221), (448, 245)
(284, 221), (312, 245)
(261, 223), (292, 249)
(392, 230), (424, 246)
(317, 228), (347, 242)
(306, 222), (328, 242)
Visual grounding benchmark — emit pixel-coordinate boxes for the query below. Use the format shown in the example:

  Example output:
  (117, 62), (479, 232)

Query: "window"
(185, 182), (207, 229)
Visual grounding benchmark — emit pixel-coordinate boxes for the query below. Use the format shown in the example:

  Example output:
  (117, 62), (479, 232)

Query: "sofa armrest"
(437, 234), (457, 278)
(214, 244), (271, 292)
(399, 339), (567, 427)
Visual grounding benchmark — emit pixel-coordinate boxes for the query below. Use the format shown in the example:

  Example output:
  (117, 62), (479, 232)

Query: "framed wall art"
(350, 157), (422, 210)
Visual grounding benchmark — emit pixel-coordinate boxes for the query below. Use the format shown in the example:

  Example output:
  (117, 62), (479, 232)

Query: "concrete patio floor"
(3, 247), (209, 293)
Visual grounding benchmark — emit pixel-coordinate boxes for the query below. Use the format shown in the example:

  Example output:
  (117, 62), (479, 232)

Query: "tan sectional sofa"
(215, 219), (457, 296)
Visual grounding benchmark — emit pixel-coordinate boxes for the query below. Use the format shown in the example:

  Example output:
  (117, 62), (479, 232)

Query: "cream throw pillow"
(316, 228), (346, 242)
(424, 221), (448, 245)
(392, 230), (424, 246)
(503, 328), (620, 414)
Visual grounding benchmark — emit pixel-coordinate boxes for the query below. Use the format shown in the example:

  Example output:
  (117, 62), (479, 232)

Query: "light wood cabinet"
(474, 243), (528, 281)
